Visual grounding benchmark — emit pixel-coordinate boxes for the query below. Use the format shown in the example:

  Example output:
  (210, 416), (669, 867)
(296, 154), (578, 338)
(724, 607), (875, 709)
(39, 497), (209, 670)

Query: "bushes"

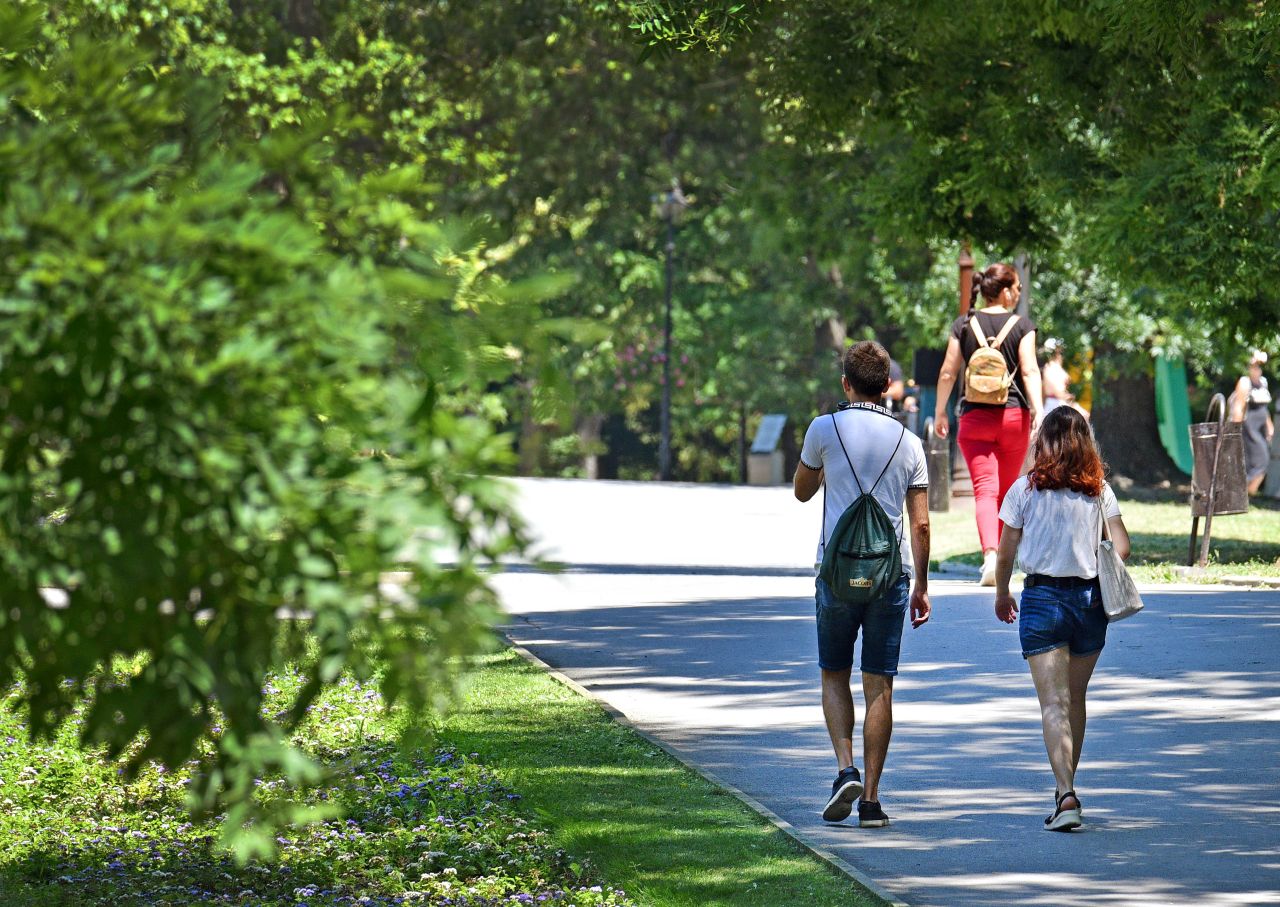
(0, 3), (545, 851)
(0, 672), (635, 905)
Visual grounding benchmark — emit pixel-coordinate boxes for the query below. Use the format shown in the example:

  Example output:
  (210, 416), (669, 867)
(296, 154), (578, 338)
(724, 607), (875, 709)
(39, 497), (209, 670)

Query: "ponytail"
(972, 263), (1018, 306)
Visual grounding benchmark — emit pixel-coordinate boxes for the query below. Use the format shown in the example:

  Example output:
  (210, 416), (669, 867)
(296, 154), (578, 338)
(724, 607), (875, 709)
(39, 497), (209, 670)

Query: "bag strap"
(992, 314), (1020, 348)
(870, 425), (908, 494)
(968, 316), (990, 349)
(1096, 493), (1113, 545)
(830, 412), (865, 495)
(829, 413), (908, 553)
(830, 413), (907, 495)
(968, 313), (1020, 352)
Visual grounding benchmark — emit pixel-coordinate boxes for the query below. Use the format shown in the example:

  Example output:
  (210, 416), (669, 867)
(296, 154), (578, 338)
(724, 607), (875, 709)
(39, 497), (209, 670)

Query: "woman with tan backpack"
(933, 262), (1044, 585)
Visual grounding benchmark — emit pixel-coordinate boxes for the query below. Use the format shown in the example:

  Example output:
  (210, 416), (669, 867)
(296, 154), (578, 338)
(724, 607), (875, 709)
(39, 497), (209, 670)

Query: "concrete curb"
(1218, 575), (1280, 588)
(1170, 565), (1280, 588)
(500, 632), (908, 907)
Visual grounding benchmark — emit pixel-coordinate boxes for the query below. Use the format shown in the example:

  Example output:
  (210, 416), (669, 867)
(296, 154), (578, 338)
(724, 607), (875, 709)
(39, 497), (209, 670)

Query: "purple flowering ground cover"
(0, 668), (636, 907)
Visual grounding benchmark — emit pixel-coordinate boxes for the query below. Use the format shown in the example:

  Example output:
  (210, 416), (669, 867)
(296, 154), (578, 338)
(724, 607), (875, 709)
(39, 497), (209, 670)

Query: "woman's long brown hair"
(1027, 407), (1106, 496)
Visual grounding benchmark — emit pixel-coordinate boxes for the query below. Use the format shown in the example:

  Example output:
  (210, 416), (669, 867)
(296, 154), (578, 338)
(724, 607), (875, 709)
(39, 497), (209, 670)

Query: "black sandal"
(1044, 789), (1082, 832)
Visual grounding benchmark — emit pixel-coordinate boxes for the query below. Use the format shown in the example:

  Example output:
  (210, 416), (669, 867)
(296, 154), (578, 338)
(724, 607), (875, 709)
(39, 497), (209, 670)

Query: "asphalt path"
(494, 478), (1280, 907)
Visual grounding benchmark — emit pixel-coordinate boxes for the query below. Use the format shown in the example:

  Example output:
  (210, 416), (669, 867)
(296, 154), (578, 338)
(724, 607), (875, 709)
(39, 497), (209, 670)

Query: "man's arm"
(794, 461), (823, 502)
(905, 487), (931, 628)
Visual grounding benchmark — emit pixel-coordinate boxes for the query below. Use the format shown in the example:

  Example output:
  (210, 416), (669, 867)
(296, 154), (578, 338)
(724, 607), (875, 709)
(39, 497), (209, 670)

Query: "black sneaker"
(857, 799), (890, 828)
(821, 766), (863, 822)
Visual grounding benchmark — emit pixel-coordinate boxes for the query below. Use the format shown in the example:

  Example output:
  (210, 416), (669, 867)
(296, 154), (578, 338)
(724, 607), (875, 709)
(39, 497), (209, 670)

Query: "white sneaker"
(979, 550), (997, 586)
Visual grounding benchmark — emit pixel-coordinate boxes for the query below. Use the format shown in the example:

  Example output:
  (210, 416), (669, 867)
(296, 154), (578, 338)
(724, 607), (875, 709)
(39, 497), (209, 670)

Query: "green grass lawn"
(0, 668), (636, 907)
(929, 492), (1280, 582)
(0, 651), (881, 907)
(441, 650), (883, 907)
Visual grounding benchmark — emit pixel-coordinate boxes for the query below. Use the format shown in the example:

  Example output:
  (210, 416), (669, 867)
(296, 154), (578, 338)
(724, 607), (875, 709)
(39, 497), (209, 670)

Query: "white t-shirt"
(799, 403), (929, 576)
(999, 476), (1122, 579)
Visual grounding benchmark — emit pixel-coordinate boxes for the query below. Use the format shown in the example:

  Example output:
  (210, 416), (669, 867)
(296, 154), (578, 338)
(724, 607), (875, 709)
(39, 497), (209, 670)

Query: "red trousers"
(957, 407), (1032, 552)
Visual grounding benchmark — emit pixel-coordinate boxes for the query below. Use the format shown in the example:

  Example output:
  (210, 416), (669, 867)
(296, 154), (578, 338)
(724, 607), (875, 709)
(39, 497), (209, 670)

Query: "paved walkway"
(495, 478), (1280, 907)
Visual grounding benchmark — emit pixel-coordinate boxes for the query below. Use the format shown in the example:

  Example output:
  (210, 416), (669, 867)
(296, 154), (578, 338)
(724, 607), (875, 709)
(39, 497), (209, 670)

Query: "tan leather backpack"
(964, 315), (1019, 405)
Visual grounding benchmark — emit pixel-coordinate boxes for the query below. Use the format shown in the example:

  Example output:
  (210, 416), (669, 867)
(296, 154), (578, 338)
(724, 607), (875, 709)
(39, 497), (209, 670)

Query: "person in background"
(1231, 350), (1274, 495)
(1041, 338), (1072, 413)
(993, 406), (1131, 832)
(933, 263), (1044, 586)
(883, 358), (905, 410)
(883, 357), (920, 432)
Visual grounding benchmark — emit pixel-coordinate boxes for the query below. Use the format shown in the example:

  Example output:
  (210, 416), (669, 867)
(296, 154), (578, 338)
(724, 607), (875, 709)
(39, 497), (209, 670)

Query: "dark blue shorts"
(815, 575), (910, 675)
(1019, 581), (1108, 659)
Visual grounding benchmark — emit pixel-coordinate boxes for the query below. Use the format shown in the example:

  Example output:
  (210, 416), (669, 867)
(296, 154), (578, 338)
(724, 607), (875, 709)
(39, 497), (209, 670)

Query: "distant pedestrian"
(933, 263), (1044, 585)
(1041, 338), (1071, 413)
(794, 340), (931, 828)
(1231, 350), (1273, 495)
(993, 406), (1131, 832)
(883, 358), (906, 411)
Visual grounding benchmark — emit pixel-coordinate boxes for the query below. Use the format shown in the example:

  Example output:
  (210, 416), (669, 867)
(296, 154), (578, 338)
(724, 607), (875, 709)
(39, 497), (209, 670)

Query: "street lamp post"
(657, 180), (687, 482)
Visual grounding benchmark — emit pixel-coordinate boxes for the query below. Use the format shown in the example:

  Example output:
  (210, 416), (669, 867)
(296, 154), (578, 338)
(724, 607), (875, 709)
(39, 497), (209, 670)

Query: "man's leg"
(821, 667), (856, 769)
(861, 672), (894, 801)
(1067, 651), (1101, 773)
(1027, 646), (1077, 798)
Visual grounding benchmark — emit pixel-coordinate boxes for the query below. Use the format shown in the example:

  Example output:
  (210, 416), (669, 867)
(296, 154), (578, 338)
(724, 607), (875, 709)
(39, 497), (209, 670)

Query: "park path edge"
(499, 632), (910, 907)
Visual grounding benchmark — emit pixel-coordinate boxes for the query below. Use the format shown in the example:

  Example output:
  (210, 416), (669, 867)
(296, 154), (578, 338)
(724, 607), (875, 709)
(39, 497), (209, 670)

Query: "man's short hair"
(843, 341), (891, 397)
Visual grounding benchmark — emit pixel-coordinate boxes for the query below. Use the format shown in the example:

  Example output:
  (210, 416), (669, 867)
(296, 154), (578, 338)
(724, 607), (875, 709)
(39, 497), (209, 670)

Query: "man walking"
(794, 340), (932, 827)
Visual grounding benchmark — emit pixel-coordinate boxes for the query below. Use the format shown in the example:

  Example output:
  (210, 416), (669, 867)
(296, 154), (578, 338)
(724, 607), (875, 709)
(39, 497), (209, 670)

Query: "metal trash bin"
(924, 418), (950, 512)
(747, 413), (787, 486)
(1186, 393), (1249, 566)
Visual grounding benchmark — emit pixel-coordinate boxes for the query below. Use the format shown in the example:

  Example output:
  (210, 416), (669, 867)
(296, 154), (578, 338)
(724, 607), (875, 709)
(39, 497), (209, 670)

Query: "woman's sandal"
(1045, 789), (1082, 832)
(1054, 789), (1083, 816)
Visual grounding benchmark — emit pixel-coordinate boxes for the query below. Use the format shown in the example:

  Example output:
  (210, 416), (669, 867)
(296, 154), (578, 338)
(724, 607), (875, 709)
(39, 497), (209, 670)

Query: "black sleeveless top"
(949, 309), (1036, 414)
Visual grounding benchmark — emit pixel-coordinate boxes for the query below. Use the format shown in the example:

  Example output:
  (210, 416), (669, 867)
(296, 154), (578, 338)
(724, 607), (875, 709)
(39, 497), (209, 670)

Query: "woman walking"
(993, 406), (1131, 831)
(1231, 350), (1273, 495)
(933, 263), (1044, 585)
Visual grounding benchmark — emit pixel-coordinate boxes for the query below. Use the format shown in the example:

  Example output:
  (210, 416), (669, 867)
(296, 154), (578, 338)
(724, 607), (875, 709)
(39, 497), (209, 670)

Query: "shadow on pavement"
(502, 577), (1280, 907)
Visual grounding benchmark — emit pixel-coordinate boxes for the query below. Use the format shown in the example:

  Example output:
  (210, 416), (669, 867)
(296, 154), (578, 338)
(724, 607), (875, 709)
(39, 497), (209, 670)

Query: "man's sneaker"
(821, 766), (863, 822)
(1044, 790), (1082, 832)
(857, 799), (890, 828)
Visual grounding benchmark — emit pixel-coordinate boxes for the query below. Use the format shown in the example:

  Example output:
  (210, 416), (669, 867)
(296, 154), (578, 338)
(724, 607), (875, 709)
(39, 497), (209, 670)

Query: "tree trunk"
(805, 249), (847, 415)
(284, 0), (322, 39)
(577, 413), (605, 480)
(1092, 352), (1182, 484)
(517, 382), (543, 476)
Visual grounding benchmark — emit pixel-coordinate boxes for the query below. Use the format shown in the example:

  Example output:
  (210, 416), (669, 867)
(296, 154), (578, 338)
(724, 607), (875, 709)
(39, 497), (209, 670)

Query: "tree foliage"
(631, 0), (1280, 339)
(0, 1), (558, 854)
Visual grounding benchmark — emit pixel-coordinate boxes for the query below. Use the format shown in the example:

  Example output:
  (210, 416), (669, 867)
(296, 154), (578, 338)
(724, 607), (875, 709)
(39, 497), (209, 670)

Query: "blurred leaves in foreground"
(0, 2), (565, 856)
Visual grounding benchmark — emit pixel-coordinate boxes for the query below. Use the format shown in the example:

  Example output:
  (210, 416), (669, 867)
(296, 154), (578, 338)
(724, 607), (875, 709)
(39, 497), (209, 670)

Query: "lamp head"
(657, 179), (688, 222)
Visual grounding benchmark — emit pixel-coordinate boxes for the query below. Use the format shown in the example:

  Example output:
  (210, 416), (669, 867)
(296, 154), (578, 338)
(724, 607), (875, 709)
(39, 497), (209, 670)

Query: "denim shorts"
(815, 574), (910, 675)
(1019, 581), (1108, 659)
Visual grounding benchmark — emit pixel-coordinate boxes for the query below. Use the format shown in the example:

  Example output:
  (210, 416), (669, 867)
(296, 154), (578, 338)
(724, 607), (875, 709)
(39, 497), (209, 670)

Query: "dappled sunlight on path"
(497, 571), (1280, 906)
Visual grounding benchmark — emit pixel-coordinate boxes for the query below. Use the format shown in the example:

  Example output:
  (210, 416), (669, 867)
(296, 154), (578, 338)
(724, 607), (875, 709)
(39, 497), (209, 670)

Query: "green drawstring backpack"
(818, 413), (905, 603)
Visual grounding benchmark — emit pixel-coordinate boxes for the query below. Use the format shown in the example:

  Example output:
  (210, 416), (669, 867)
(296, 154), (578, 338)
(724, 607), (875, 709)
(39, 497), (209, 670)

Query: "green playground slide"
(1154, 354), (1194, 475)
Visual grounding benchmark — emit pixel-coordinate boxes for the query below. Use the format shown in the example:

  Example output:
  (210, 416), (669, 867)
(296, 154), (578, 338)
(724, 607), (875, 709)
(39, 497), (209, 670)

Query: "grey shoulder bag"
(1096, 498), (1143, 622)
